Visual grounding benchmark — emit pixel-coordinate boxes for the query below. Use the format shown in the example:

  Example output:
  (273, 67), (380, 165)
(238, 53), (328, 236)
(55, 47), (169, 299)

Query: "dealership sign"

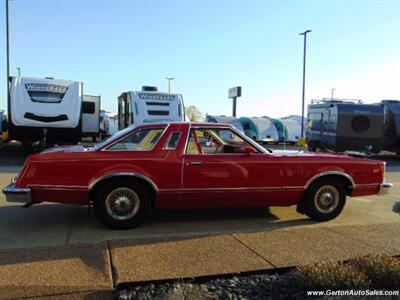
(228, 86), (242, 99)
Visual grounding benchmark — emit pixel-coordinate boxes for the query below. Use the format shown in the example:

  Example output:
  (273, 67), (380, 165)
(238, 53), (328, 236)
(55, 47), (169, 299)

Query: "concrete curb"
(0, 222), (398, 298)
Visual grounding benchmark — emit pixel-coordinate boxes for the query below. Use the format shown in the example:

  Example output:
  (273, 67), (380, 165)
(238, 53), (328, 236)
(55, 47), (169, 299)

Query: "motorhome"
(7, 76), (83, 146)
(381, 100), (400, 155)
(306, 99), (384, 153)
(239, 116), (279, 143)
(117, 86), (185, 130)
(82, 95), (100, 141)
(206, 115), (244, 133)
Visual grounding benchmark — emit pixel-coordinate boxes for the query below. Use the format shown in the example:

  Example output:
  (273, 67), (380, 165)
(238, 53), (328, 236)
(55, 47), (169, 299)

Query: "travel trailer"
(381, 100), (400, 155)
(117, 86), (185, 130)
(206, 115), (244, 133)
(270, 118), (287, 142)
(239, 117), (279, 143)
(306, 99), (384, 153)
(7, 76), (83, 146)
(280, 118), (301, 144)
(82, 95), (100, 141)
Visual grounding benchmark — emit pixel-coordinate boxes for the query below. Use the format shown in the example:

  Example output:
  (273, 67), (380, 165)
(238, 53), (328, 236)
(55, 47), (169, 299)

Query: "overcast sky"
(0, 0), (399, 118)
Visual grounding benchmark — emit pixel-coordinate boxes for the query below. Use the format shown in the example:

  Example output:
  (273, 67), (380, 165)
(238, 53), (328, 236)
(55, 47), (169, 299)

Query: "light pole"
(299, 29), (311, 138)
(6, 0), (11, 111)
(166, 77), (174, 93)
(17, 67), (20, 77)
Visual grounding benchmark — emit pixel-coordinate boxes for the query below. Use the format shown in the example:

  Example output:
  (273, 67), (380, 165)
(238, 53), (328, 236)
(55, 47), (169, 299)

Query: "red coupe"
(3, 122), (392, 229)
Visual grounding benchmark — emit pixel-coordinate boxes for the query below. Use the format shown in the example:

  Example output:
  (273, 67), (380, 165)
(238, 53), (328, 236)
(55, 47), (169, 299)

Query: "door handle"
(189, 161), (203, 165)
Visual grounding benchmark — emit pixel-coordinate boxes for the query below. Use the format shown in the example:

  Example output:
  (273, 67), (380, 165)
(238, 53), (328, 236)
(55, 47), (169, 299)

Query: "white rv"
(8, 76), (83, 145)
(82, 95), (100, 141)
(105, 112), (118, 136)
(118, 86), (185, 130)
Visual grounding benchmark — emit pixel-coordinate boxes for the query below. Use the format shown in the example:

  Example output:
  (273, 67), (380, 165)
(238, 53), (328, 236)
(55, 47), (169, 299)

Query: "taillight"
(381, 162), (386, 181)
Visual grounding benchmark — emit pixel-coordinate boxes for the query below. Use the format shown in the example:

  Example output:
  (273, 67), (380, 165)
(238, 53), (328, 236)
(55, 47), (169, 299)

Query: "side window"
(164, 132), (181, 150)
(107, 128), (164, 151)
(185, 128), (257, 155)
(83, 102), (95, 114)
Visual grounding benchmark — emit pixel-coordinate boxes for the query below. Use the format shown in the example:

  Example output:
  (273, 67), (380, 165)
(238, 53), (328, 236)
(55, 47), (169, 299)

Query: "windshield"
(94, 126), (134, 150)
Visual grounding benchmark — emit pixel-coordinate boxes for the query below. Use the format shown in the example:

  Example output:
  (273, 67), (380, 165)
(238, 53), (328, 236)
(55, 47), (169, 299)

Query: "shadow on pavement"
(0, 203), (314, 265)
(0, 143), (28, 168)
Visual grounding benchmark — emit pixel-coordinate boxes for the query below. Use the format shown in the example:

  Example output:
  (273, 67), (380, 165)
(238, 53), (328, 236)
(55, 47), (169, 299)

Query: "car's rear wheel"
(303, 178), (346, 221)
(93, 179), (150, 229)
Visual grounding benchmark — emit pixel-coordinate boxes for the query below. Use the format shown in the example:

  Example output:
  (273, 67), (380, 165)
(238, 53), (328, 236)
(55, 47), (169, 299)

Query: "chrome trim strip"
(304, 171), (356, 190)
(355, 183), (381, 188)
(282, 186), (304, 190)
(181, 187), (280, 191)
(88, 173), (158, 192)
(28, 184), (88, 191)
(158, 186), (304, 192)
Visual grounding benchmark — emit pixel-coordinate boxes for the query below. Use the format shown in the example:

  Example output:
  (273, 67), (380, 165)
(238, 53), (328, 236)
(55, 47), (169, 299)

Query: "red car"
(2, 122), (393, 229)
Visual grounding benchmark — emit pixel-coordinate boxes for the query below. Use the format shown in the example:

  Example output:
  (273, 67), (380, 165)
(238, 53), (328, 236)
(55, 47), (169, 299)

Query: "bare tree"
(185, 105), (203, 122)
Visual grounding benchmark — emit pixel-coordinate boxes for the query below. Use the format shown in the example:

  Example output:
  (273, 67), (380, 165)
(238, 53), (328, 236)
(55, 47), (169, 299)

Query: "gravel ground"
(116, 271), (305, 300)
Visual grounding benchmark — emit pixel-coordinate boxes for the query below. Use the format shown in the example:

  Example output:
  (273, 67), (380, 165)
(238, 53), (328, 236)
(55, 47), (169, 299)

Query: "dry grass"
(349, 254), (400, 288)
(295, 261), (371, 290)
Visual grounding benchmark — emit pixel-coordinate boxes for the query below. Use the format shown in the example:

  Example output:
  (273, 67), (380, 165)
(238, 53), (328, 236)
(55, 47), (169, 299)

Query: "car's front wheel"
(303, 178), (346, 221)
(93, 179), (150, 229)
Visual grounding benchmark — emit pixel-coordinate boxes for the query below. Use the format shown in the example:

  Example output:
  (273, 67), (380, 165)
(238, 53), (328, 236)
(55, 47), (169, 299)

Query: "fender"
(304, 171), (355, 190)
(88, 172), (158, 192)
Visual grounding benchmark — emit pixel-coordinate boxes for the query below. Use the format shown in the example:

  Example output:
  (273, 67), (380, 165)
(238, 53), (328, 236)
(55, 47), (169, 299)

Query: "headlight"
(11, 176), (18, 184)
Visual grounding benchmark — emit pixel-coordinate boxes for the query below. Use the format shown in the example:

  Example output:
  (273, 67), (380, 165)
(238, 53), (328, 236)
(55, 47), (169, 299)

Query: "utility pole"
(331, 88), (335, 100)
(166, 77), (174, 93)
(299, 29), (311, 138)
(6, 0), (11, 110)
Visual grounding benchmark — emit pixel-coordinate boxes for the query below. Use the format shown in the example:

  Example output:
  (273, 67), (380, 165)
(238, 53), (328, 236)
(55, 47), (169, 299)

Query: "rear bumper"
(2, 184), (31, 203)
(378, 181), (393, 196)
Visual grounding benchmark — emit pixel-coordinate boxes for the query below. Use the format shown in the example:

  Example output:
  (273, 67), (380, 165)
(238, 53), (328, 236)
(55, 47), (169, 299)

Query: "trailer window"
(148, 110), (169, 116)
(83, 102), (95, 114)
(107, 128), (165, 151)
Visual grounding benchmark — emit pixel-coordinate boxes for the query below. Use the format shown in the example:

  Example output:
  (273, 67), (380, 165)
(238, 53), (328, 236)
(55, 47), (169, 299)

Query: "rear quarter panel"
(278, 153), (383, 193)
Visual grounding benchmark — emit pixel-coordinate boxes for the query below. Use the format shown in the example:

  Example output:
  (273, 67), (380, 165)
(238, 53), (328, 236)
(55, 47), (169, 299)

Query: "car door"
(181, 127), (283, 208)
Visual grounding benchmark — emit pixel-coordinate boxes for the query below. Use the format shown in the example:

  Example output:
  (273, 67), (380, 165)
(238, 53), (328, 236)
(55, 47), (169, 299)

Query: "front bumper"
(2, 184), (32, 203)
(377, 181), (393, 195)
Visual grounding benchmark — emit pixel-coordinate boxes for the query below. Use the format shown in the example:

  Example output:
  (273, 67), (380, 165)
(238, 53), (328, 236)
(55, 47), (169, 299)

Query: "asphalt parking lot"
(0, 142), (399, 250)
